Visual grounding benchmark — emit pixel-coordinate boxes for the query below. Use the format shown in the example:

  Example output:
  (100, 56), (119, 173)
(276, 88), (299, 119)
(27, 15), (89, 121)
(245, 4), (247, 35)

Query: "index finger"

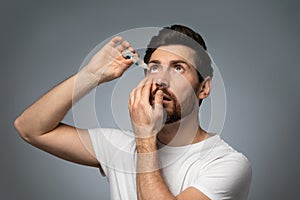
(140, 77), (154, 105)
(108, 36), (122, 47)
(135, 77), (150, 90)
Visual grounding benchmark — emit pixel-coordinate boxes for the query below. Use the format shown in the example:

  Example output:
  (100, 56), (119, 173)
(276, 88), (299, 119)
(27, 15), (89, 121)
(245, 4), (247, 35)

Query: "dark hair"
(144, 24), (213, 82)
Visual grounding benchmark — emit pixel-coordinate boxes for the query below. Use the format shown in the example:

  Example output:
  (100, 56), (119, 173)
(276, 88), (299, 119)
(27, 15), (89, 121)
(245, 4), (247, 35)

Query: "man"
(14, 25), (252, 199)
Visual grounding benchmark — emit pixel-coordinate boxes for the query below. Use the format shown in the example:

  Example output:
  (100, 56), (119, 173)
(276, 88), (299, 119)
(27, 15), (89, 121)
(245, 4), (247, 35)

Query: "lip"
(162, 99), (172, 104)
(150, 92), (172, 104)
(162, 93), (172, 101)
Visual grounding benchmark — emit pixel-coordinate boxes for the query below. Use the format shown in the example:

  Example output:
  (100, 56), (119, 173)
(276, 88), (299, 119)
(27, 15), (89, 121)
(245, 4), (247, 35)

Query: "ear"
(197, 76), (212, 100)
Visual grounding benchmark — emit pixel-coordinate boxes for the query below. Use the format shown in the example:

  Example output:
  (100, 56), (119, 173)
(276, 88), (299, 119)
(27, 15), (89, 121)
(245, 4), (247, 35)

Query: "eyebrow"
(148, 60), (161, 64)
(149, 60), (192, 69)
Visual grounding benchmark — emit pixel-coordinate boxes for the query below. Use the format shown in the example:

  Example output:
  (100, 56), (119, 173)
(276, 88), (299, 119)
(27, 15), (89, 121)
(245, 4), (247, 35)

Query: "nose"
(151, 66), (171, 89)
(155, 78), (169, 89)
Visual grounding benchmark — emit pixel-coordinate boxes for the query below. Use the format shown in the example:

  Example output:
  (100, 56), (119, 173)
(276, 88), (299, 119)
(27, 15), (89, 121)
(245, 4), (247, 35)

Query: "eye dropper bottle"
(122, 49), (149, 70)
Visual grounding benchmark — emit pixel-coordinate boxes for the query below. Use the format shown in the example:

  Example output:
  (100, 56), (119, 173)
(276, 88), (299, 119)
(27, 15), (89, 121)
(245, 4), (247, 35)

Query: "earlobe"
(198, 76), (212, 100)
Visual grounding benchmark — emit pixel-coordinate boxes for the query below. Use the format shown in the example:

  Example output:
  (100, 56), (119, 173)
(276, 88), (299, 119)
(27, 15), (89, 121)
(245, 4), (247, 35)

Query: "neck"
(157, 111), (209, 146)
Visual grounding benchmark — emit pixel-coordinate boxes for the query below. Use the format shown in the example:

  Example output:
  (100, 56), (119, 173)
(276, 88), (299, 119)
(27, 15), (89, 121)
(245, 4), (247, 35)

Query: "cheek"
(172, 81), (193, 102)
(171, 75), (199, 102)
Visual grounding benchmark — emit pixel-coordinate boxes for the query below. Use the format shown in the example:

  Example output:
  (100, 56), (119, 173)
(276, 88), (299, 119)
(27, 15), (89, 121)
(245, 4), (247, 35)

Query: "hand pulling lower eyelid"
(122, 49), (149, 70)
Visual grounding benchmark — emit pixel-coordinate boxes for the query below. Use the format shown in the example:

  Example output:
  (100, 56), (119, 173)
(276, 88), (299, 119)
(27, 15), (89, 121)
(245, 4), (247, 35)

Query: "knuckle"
(114, 68), (123, 76)
(128, 105), (132, 113)
(132, 102), (138, 109)
(130, 89), (136, 97)
(122, 41), (130, 47)
(135, 101), (142, 108)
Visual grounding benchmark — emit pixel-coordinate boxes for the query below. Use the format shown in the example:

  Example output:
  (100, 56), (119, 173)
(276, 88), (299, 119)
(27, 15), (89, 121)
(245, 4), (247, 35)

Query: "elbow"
(14, 117), (31, 143)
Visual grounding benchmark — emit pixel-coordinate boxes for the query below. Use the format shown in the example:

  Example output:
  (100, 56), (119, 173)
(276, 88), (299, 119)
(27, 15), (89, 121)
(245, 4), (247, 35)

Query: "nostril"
(156, 82), (167, 88)
(155, 79), (169, 88)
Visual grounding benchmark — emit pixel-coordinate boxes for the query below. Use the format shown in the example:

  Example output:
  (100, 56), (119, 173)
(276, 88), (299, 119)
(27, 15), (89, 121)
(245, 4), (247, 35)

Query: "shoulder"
(205, 135), (252, 181)
(193, 136), (252, 199)
(207, 150), (252, 182)
(217, 136), (250, 162)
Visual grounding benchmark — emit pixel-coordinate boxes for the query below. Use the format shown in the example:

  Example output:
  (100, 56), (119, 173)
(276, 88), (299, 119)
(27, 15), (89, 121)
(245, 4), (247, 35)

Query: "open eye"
(149, 65), (159, 73)
(174, 65), (184, 73)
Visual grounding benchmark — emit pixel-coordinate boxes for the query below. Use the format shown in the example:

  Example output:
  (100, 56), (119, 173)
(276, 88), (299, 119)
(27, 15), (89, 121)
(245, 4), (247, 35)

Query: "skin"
(14, 37), (212, 200)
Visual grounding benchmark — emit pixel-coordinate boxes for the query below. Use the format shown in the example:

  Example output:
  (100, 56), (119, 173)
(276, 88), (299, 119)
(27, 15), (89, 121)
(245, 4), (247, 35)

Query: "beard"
(151, 88), (198, 124)
(165, 102), (181, 124)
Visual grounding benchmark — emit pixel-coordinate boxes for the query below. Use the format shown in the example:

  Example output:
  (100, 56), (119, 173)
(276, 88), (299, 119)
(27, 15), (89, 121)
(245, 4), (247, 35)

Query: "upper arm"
(24, 123), (100, 168)
(176, 187), (210, 200)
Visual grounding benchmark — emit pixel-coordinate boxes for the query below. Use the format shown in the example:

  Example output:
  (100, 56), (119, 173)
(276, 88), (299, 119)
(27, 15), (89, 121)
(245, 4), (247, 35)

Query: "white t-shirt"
(88, 128), (252, 200)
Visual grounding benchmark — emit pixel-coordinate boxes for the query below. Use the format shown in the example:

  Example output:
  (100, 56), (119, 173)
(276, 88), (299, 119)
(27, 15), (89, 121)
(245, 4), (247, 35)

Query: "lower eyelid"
(149, 70), (158, 74)
(175, 68), (184, 72)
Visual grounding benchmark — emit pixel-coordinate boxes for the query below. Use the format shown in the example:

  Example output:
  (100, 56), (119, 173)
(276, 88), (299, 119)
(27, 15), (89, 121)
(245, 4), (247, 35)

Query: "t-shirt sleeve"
(88, 128), (114, 177)
(191, 153), (252, 200)
(88, 128), (135, 177)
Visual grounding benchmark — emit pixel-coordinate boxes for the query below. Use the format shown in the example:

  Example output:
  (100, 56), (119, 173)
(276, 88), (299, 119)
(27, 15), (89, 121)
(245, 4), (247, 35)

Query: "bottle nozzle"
(122, 49), (149, 70)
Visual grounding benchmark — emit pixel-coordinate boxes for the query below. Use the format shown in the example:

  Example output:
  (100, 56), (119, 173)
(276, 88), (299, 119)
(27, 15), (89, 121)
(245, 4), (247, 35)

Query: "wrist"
(135, 136), (157, 153)
(70, 69), (100, 104)
(79, 67), (104, 86)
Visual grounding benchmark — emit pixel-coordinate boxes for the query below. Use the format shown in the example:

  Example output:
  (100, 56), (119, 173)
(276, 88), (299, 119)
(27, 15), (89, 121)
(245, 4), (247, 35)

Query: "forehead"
(150, 45), (197, 67)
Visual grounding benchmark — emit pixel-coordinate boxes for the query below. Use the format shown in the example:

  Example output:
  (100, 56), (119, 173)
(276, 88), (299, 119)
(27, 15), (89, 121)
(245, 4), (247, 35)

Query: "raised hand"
(83, 36), (135, 84)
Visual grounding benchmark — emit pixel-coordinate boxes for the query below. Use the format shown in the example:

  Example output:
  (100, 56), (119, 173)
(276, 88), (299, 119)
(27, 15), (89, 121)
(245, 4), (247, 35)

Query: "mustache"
(151, 87), (175, 101)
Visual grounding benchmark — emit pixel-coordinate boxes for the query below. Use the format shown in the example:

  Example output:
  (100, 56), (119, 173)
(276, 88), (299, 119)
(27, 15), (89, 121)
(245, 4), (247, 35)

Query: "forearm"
(136, 138), (176, 200)
(137, 160), (176, 200)
(14, 68), (99, 138)
(15, 35), (134, 139)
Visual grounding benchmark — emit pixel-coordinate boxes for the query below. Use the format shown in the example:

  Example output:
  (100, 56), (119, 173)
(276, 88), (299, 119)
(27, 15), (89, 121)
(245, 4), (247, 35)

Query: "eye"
(174, 65), (184, 73)
(149, 65), (159, 73)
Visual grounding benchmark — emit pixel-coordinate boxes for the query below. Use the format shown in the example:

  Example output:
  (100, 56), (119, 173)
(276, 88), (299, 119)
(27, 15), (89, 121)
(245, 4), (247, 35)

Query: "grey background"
(1, 0), (299, 199)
